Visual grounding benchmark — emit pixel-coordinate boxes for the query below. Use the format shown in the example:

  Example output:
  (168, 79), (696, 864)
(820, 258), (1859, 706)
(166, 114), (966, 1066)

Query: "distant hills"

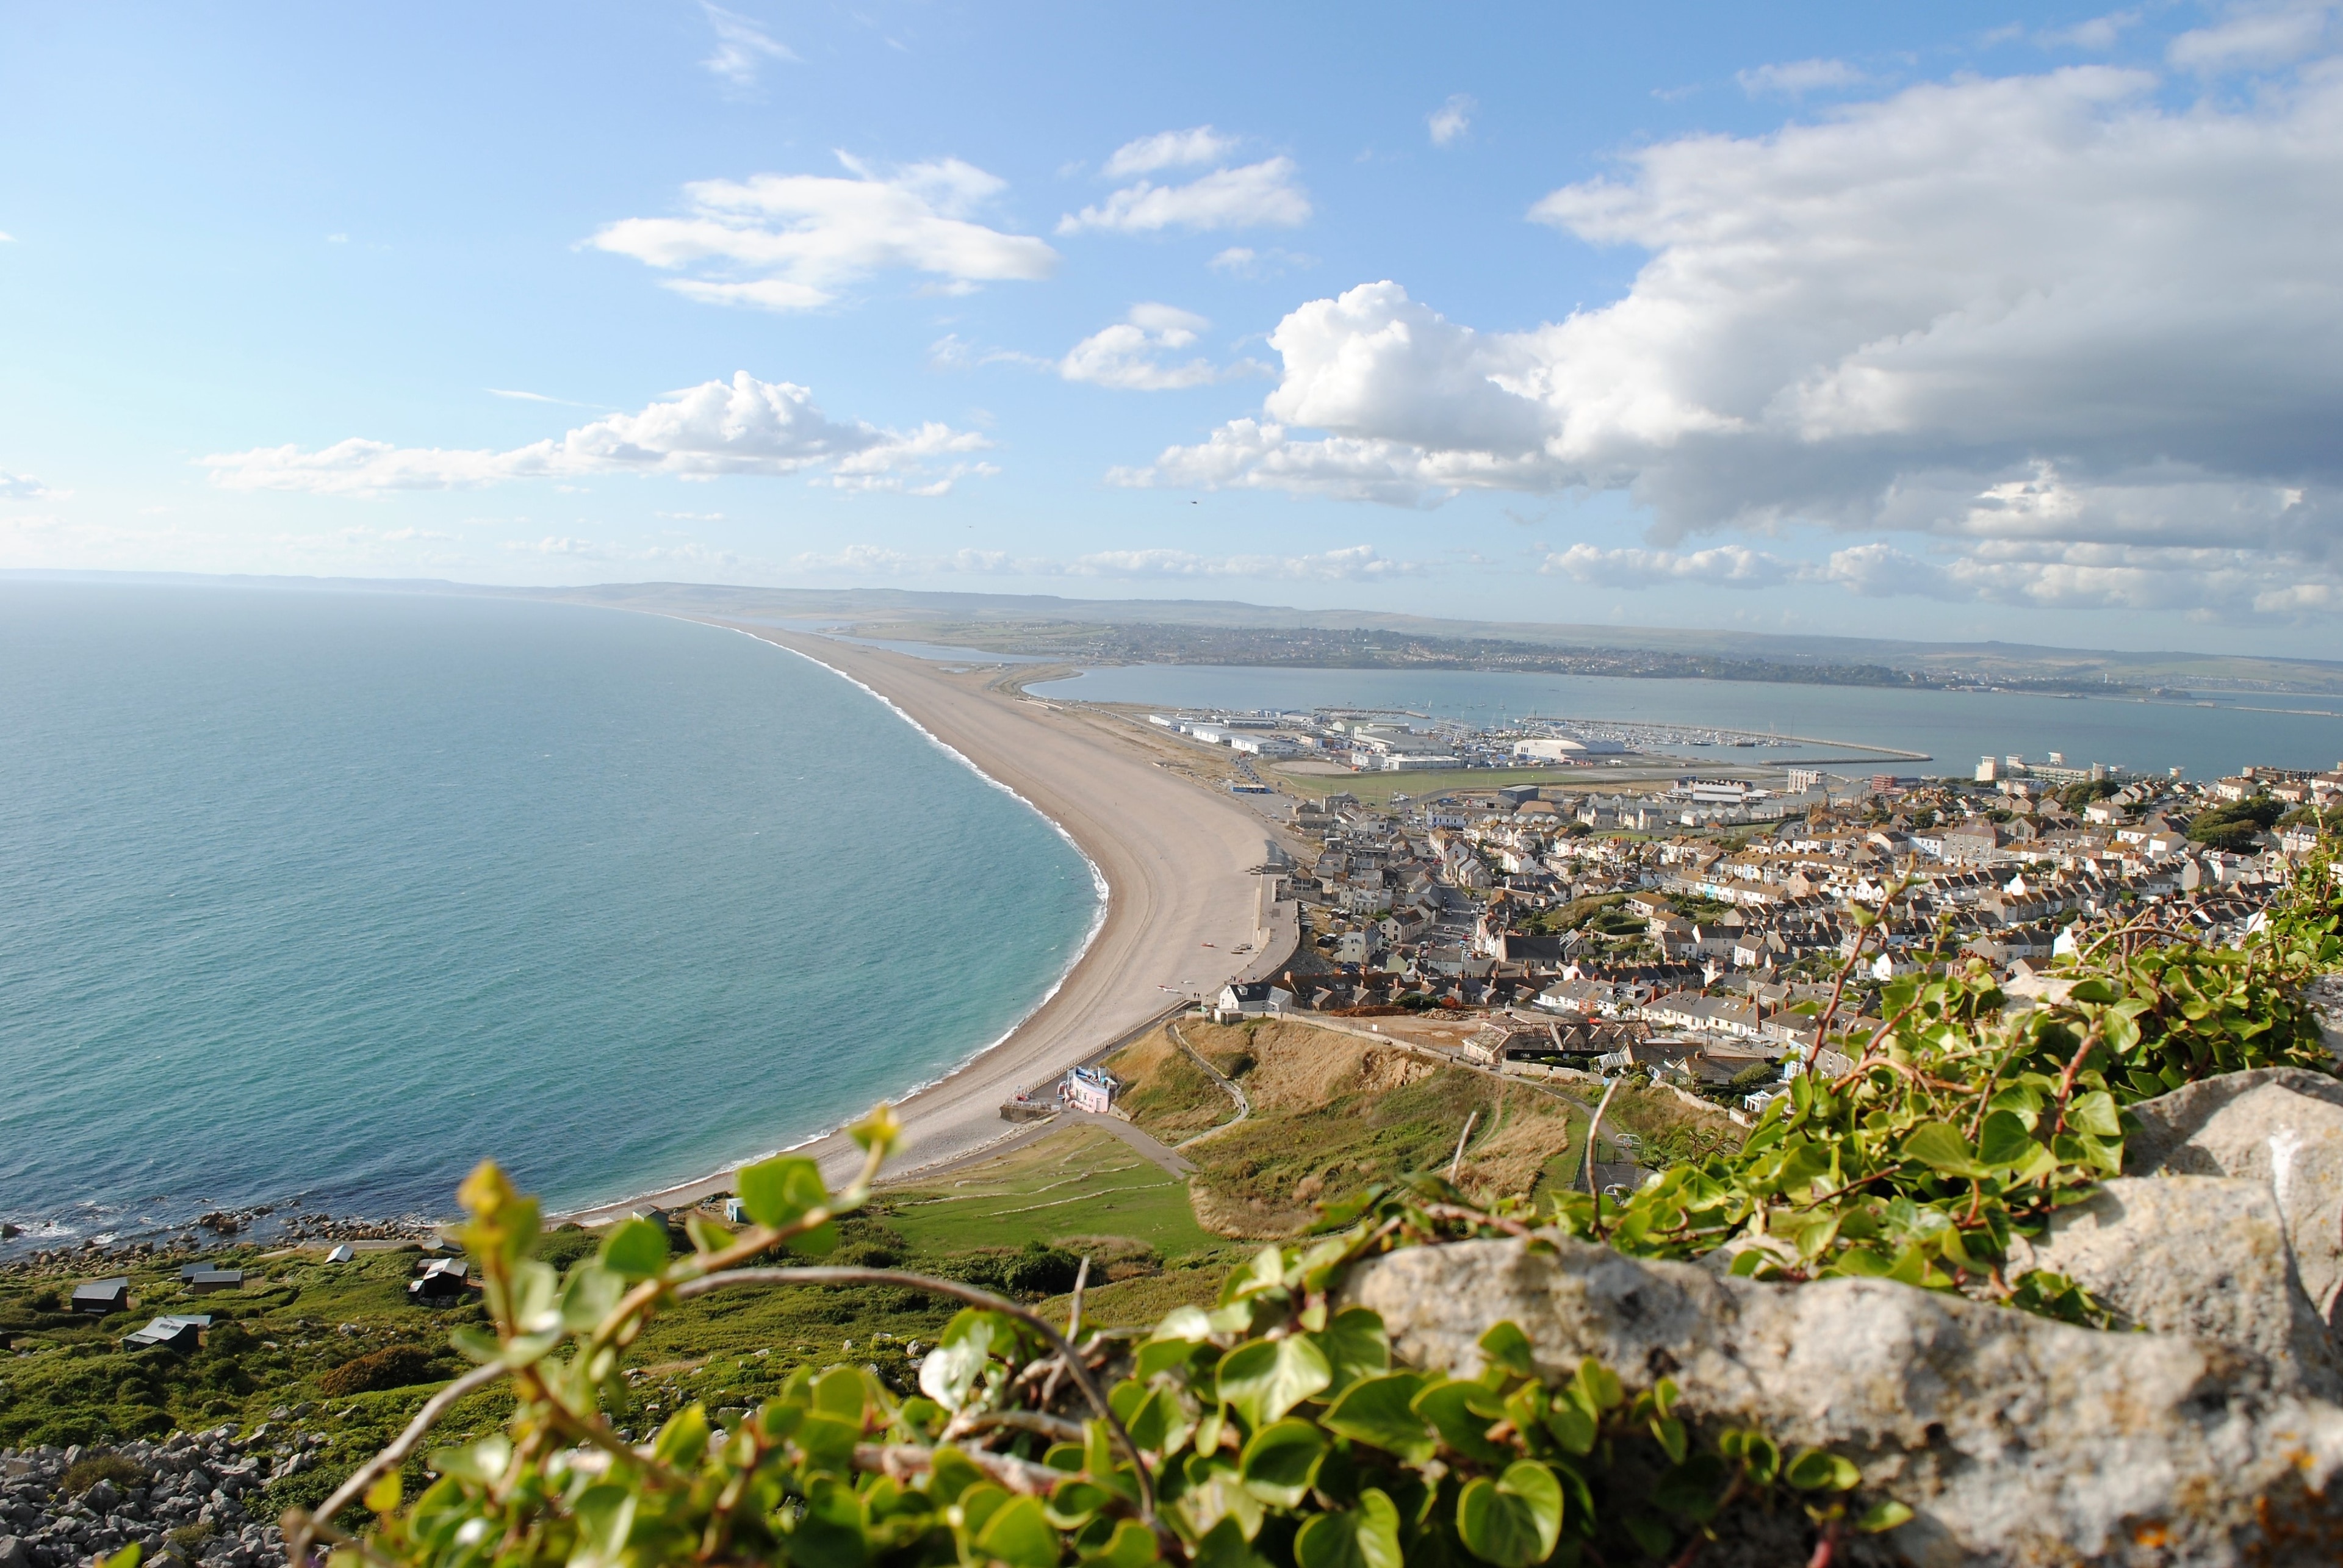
(13, 570), (2342, 694)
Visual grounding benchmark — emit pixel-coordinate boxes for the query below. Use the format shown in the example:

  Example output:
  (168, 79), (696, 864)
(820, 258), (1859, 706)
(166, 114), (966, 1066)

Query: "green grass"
(880, 1124), (1223, 1260)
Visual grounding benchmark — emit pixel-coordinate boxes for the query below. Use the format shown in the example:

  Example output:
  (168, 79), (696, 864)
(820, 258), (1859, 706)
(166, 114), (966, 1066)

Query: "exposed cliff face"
(1337, 1065), (2343, 1568)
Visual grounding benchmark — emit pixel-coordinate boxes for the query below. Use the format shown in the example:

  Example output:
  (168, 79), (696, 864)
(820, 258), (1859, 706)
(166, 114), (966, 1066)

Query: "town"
(1143, 704), (2328, 1127)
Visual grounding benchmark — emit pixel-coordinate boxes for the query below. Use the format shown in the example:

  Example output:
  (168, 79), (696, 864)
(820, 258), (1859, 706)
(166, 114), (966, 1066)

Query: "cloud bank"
(1059, 128), (1311, 234)
(203, 372), (990, 496)
(1118, 60), (2343, 615)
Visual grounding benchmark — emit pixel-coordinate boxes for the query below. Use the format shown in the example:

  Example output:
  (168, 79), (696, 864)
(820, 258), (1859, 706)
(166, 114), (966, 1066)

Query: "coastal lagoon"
(0, 583), (1099, 1245)
(1029, 664), (2343, 782)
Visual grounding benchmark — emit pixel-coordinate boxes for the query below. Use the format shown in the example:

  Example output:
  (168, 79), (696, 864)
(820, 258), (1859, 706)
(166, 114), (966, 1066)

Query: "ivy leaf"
(736, 1155), (837, 1254)
(920, 1310), (1000, 1410)
(1239, 1419), (1327, 1506)
(1191, 1517), (1271, 1568)
(2067, 1090), (2122, 1138)
(1455, 1462), (1564, 1568)
(1292, 1488), (1403, 1568)
(569, 1484), (636, 1568)
(559, 1259), (625, 1332)
(1312, 1307), (1391, 1395)
(1082, 1519), (1163, 1568)
(1217, 1334), (1332, 1427)
(653, 1403), (710, 1469)
(1975, 1110), (2036, 1169)
(1857, 1499), (1916, 1533)
(1411, 1378), (1510, 1466)
(599, 1218), (669, 1280)
(1902, 1122), (1987, 1179)
(1321, 1373), (1432, 1464)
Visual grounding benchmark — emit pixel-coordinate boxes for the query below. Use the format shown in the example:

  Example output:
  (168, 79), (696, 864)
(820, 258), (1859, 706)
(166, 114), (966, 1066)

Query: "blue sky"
(4, 2), (2342, 655)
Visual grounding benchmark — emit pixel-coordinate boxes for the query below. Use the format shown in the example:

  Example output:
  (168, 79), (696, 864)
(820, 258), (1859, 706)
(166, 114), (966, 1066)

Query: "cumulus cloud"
(592, 155), (1057, 311)
(700, 4), (796, 87)
(1428, 94), (1475, 146)
(1737, 58), (1866, 96)
(1102, 126), (1240, 178)
(1542, 542), (1795, 588)
(202, 372), (992, 497)
(0, 469), (59, 500)
(2036, 10), (2142, 49)
(1058, 140), (1311, 235)
(1124, 62), (2343, 616)
(1060, 304), (1253, 390)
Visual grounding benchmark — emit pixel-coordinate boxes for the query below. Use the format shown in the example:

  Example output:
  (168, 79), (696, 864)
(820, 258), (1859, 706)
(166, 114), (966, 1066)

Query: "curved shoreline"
(567, 625), (1297, 1220)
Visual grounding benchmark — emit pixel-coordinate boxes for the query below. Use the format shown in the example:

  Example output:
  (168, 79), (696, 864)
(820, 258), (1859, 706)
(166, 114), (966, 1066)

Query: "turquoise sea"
(1031, 665), (2343, 782)
(0, 583), (1100, 1247)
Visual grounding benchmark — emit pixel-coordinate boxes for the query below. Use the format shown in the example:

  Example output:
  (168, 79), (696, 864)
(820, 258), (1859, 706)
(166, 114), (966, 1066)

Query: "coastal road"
(567, 626), (1295, 1219)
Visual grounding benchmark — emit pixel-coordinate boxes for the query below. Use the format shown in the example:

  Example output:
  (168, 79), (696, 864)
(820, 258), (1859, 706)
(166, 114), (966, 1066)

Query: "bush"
(316, 1345), (442, 1398)
(938, 1242), (1084, 1299)
(63, 1452), (145, 1493)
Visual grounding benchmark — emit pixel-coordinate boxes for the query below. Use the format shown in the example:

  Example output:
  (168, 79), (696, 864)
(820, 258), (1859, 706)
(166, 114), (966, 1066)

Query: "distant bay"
(1029, 664), (2343, 780)
(0, 583), (1098, 1246)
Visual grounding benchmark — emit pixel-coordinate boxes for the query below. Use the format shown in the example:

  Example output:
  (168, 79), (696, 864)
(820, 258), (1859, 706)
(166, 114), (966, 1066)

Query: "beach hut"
(721, 1198), (747, 1226)
(178, 1261), (215, 1284)
(123, 1314), (211, 1353)
(186, 1268), (244, 1295)
(326, 1244), (355, 1263)
(71, 1277), (130, 1315)
(407, 1258), (472, 1304)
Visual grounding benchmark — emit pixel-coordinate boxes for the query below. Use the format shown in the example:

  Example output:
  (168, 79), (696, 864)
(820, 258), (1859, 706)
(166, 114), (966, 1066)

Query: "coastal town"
(1141, 703), (2330, 1124)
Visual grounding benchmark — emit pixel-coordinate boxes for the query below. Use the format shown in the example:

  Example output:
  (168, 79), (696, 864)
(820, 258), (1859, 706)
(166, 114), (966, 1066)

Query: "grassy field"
(877, 1123), (1223, 1259)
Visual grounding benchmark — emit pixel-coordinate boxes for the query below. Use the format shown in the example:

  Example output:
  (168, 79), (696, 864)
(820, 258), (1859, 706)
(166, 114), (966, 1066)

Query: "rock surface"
(1341, 1235), (2343, 1568)
(2125, 1065), (2343, 1332)
(2007, 1174), (2343, 1398)
(0, 1428), (303, 1568)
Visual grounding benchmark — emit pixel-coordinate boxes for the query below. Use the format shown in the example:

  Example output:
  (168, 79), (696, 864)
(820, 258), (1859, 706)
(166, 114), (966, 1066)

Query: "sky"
(4, 1), (2342, 655)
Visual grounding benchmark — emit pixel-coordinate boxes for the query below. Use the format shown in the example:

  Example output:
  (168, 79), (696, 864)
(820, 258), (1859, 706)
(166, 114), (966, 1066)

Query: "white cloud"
(488, 387), (591, 405)
(1428, 94), (1476, 146)
(1736, 58), (1866, 96)
(701, 4), (797, 87)
(2037, 10), (2141, 49)
(592, 154), (1057, 311)
(0, 469), (59, 500)
(1058, 157), (1311, 235)
(1103, 126), (1239, 178)
(2169, 2), (2334, 70)
(1207, 245), (1314, 278)
(1541, 542), (1794, 588)
(1061, 304), (1248, 390)
(0, 231), (15, 243)
(202, 371), (990, 496)
(1125, 62), (2343, 616)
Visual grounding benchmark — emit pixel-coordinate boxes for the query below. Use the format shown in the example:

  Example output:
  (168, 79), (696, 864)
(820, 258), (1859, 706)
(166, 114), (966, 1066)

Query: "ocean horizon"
(0, 582), (1101, 1250)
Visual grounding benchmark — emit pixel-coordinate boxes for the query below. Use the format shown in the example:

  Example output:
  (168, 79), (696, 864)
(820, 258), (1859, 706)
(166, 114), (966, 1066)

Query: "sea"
(1028, 665), (2343, 782)
(0, 583), (1101, 1249)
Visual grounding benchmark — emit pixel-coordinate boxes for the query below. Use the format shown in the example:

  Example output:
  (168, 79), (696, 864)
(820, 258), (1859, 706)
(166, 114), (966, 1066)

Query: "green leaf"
(736, 1155), (837, 1254)
(1239, 1419), (1327, 1506)
(599, 1218), (670, 1279)
(1573, 1358), (1624, 1412)
(926, 1445), (988, 1505)
(1217, 1334), (1332, 1427)
(683, 1214), (734, 1256)
(1191, 1517), (1272, 1568)
(425, 1433), (511, 1486)
(975, 1495), (1059, 1568)
(1902, 1121), (1985, 1178)
(569, 1484), (636, 1568)
(1785, 1448), (1861, 1492)
(1314, 1307), (1391, 1395)
(1974, 1109), (2035, 1168)
(2067, 1090), (2122, 1138)
(1856, 1499), (1915, 1533)
(1411, 1378), (1510, 1467)
(813, 1367), (865, 1420)
(101, 1548), (142, 1568)
(1542, 1400), (1596, 1456)
(1292, 1488), (1403, 1568)
(653, 1403), (710, 1468)
(1081, 1519), (1162, 1568)
(1321, 1372), (1433, 1464)
(920, 1309), (1000, 1409)
(1455, 1462), (1564, 1568)
(1476, 1320), (1535, 1380)
(559, 1259), (625, 1332)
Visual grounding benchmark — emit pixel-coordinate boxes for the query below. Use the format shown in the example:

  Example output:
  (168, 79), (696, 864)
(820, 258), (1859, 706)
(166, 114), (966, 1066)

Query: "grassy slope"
(1, 1026), (1737, 1454)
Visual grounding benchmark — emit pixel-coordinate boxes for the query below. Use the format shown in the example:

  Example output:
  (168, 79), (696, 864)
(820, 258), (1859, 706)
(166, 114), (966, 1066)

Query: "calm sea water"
(0, 583), (1098, 1245)
(1029, 664), (2343, 781)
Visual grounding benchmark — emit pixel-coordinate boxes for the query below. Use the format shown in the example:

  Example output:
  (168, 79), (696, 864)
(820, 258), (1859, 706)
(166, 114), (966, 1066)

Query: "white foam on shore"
(559, 620), (1113, 1219)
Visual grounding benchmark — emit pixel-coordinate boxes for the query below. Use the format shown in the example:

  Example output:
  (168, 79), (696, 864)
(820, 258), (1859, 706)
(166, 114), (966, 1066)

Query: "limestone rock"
(2008, 1174), (2343, 1398)
(1340, 1235), (2343, 1568)
(2125, 1066), (2343, 1331)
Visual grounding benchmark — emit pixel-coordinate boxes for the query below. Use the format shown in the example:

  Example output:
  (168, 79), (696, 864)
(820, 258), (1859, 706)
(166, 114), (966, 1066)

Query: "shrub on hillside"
(315, 1345), (442, 1398)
